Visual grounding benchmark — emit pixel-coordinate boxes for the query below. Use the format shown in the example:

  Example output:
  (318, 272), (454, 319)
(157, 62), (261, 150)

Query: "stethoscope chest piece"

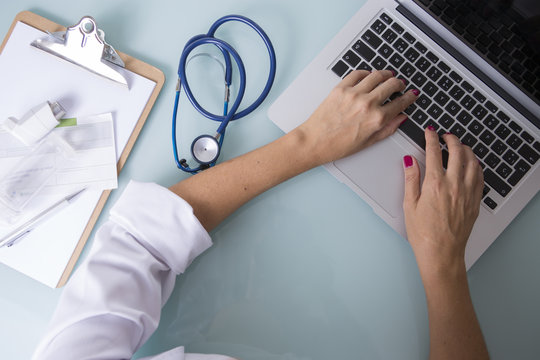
(191, 135), (220, 165)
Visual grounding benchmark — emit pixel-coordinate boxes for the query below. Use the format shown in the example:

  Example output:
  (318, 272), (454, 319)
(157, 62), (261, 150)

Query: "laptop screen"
(413, 0), (540, 106)
(503, 0), (539, 46)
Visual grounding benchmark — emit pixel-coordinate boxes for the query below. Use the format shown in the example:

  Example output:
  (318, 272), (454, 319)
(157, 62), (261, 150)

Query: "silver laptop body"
(268, 0), (540, 269)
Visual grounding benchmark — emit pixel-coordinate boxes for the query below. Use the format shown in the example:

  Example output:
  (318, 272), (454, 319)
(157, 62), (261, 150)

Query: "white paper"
(0, 22), (156, 287)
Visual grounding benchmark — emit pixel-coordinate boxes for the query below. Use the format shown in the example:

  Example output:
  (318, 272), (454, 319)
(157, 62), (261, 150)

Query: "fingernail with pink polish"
(427, 125), (435, 131)
(403, 155), (413, 168)
(390, 70), (396, 76)
(411, 89), (420, 96)
(400, 78), (407, 86)
(400, 117), (408, 125)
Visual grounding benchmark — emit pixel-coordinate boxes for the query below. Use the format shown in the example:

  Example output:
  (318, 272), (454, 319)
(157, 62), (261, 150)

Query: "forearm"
(169, 127), (318, 231)
(419, 261), (489, 360)
(170, 70), (414, 231)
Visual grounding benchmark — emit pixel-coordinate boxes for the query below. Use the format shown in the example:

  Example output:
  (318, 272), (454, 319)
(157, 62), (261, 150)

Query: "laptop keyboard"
(330, 11), (540, 212)
(414, 0), (540, 106)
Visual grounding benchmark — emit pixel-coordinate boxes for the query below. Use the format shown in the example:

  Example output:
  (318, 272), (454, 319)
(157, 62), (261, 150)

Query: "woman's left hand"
(295, 69), (418, 166)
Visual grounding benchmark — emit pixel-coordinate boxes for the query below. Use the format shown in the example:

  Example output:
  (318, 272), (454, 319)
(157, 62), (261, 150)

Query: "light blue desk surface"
(1, 1), (539, 359)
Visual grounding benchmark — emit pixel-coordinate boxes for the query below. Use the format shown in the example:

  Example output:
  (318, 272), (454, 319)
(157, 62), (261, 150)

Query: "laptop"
(268, 0), (540, 269)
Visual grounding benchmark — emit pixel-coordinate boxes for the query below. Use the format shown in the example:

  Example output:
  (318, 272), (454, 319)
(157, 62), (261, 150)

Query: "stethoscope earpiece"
(171, 15), (276, 174)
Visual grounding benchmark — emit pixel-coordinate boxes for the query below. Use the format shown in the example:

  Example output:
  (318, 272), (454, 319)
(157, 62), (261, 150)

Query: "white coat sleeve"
(32, 181), (219, 360)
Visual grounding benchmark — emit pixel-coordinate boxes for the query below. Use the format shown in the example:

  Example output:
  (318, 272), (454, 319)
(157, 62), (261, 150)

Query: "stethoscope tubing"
(173, 14), (277, 173)
(178, 37), (246, 134)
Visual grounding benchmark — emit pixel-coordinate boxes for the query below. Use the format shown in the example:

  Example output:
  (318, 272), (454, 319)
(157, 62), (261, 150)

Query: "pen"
(0, 188), (86, 249)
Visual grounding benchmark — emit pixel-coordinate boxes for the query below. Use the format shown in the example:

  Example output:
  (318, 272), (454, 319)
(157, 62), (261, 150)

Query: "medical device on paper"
(0, 101), (75, 223)
(172, 15), (277, 173)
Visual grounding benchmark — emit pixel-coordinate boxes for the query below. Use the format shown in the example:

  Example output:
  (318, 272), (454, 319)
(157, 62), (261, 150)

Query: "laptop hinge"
(396, 4), (540, 130)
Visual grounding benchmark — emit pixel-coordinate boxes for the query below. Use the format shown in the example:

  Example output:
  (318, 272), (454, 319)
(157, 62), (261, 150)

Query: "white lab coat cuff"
(110, 180), (212, 274)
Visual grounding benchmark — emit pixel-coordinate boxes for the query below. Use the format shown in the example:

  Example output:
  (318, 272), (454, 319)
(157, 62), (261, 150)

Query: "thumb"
(372, 114), (409, 143)
(403, 155), (420, 208)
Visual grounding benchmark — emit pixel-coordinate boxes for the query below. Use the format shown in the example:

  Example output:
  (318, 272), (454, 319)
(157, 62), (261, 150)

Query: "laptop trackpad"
(333, 138), (410, 219)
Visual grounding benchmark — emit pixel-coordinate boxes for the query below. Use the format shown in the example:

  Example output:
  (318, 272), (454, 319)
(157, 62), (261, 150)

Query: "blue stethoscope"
(172, 15), (277, 173)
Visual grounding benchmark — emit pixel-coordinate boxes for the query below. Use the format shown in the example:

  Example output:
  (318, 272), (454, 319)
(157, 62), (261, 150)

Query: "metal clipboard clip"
(30, 16), (128, 87)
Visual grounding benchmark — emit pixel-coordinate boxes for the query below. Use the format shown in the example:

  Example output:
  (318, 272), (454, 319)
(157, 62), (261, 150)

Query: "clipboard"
(0, 11), (165, 287)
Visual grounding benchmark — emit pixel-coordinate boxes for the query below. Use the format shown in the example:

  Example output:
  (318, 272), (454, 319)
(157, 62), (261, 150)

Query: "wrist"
(416, 252), (467, 287)
(284, 126), (325, 170)
(408, 232), (468, 282)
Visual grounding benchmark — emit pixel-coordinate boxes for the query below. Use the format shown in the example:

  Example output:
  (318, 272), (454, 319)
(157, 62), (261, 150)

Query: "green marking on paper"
(56, 118), (77, 127)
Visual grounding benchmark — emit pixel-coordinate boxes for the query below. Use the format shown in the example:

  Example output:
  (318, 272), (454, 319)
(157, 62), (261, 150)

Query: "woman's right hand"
(401, 127), (484, 275)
